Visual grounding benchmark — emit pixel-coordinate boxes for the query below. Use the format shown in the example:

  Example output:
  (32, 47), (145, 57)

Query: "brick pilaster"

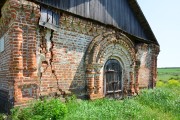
(135, 61), (140, 94)
(86, 70), (95, 95)
(11, 27), (23, 102)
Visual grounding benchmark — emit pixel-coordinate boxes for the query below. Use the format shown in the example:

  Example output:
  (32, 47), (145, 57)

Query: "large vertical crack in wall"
(37, 27), (64, 97)
(48, 29), (65, 96)
(37, 27), (49, 96)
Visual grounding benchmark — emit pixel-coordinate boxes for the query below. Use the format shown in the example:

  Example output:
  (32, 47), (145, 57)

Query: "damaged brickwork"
(0, 0), (159, 112)
(0, 0), (40, 112)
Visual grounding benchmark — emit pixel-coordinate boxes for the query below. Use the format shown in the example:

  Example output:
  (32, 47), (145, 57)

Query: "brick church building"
(0, 0), (159, 112)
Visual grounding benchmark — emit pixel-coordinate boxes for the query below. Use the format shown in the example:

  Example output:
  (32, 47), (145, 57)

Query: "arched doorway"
(85, 32), (136, 99)
(104, 59), (122, 98)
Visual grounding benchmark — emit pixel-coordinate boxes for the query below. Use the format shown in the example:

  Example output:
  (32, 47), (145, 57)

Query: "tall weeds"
(1, 80), (179, 120)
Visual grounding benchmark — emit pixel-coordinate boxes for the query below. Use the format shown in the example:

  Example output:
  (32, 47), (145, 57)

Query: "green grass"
(1, 68), (180, 120)
(1, 87), (179, 120)
(64, 86), (180, 120)
(157, 67), (180, 82)
(65, 67), (180, 120)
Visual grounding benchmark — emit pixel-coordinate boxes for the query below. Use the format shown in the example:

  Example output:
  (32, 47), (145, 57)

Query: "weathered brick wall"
(36, 12), (104, 97)
(0, 0), (15, 112)
(136, 44), (151, 88)
(85, 31), (137, 99)
(0, 32), (11, 112)
(36, 28), (93, 97)
(0, 0), (40, 112)
(136, 43), (159, 89)
(0, 0), (159, 112)
(10, 0), (40, 106)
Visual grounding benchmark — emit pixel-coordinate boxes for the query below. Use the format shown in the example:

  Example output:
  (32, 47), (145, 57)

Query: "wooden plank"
(35, 0), (150, 40)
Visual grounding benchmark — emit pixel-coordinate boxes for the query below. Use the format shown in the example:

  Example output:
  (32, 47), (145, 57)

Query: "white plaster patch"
(46, 29), (52, 52)
(140, 51), (148, 67)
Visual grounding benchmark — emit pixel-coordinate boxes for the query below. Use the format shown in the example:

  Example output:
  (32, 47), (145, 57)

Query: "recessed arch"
(85, 32), (136, 99)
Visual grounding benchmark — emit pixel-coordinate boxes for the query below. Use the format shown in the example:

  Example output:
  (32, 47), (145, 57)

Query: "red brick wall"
(0, 0), (15, 112)
(0, 0), (159, 112)
(136, 43), (159, 89)
(0, 0), (40, 112)
(36, 14), (94, 97)
(0, 32), (12, 112)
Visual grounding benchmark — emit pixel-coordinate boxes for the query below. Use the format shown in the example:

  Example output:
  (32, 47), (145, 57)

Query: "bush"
(156, 79), (180, 88)
(10, 98), (68, 120)
(0, 113), (7, 120)
(8, 90), (179, 120)
(156, 81), (165, 87)
(166, 79), (180, 87)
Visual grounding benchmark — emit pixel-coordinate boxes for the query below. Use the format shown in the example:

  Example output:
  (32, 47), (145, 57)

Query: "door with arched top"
(104, 59), (122, 98)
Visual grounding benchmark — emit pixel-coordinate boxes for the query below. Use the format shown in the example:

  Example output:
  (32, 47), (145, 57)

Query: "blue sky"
(137, 0), (180, 68)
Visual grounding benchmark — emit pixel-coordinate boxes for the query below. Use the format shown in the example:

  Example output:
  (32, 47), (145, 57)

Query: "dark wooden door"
(104, 59), (122, 98)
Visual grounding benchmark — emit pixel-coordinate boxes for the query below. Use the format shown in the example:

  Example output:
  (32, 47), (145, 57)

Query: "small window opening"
(0, 36), (5, 53)
(39, 6), (60, 31)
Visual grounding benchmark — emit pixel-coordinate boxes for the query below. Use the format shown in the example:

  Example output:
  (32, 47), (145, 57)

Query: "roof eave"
(128, 0), (159, 46)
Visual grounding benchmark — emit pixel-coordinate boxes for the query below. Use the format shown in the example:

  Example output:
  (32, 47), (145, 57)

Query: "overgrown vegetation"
(0, 68), (180, 120)
(5, 99), (68, 120)
(64, 85), (180, 120)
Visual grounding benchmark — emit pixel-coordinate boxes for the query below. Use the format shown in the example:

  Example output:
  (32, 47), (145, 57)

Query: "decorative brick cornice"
(60, 13), (110, 37)
(85, 32), (136, 65)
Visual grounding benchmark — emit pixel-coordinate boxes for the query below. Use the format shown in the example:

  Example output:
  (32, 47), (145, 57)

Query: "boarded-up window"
(39, 7), (60, 31)
(0, 36), (4, 52)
